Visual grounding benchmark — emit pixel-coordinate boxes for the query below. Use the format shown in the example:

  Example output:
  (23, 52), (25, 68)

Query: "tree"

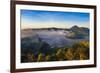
(37, 53), (45, 62)
(65, 48), (74, 60)
(56, 49), (64, 61)
(45, 55), (51, 61)
(27, 53), (34, 62)
(73, 41), (89, 60)
(74, 47), (88, 60)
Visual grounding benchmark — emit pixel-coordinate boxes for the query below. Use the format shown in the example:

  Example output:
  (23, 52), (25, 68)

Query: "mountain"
(68, 25), (89, 39)
(21, 26), (89, 54)
(70, 25), (89, 34)
(70, 25), (80, 31)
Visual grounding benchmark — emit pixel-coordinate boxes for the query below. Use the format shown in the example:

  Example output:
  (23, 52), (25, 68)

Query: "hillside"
(21, 26), (89, 62)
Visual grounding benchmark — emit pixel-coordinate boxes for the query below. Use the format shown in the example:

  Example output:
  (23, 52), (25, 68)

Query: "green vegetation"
(21, 41), (89, 63)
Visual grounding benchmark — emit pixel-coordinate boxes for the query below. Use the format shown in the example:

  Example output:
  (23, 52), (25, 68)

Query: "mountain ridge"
(21, 25), (89, 31)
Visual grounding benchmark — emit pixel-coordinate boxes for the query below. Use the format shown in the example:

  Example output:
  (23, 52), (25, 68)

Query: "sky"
(21, 9), (90, 29)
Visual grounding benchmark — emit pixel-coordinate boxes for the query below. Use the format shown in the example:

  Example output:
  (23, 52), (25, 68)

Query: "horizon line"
(21, 25), (89, 30)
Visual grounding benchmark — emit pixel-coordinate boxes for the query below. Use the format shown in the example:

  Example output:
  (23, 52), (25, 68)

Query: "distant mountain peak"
(71, 25), (79, 28)
(70, 25), (80, 30)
